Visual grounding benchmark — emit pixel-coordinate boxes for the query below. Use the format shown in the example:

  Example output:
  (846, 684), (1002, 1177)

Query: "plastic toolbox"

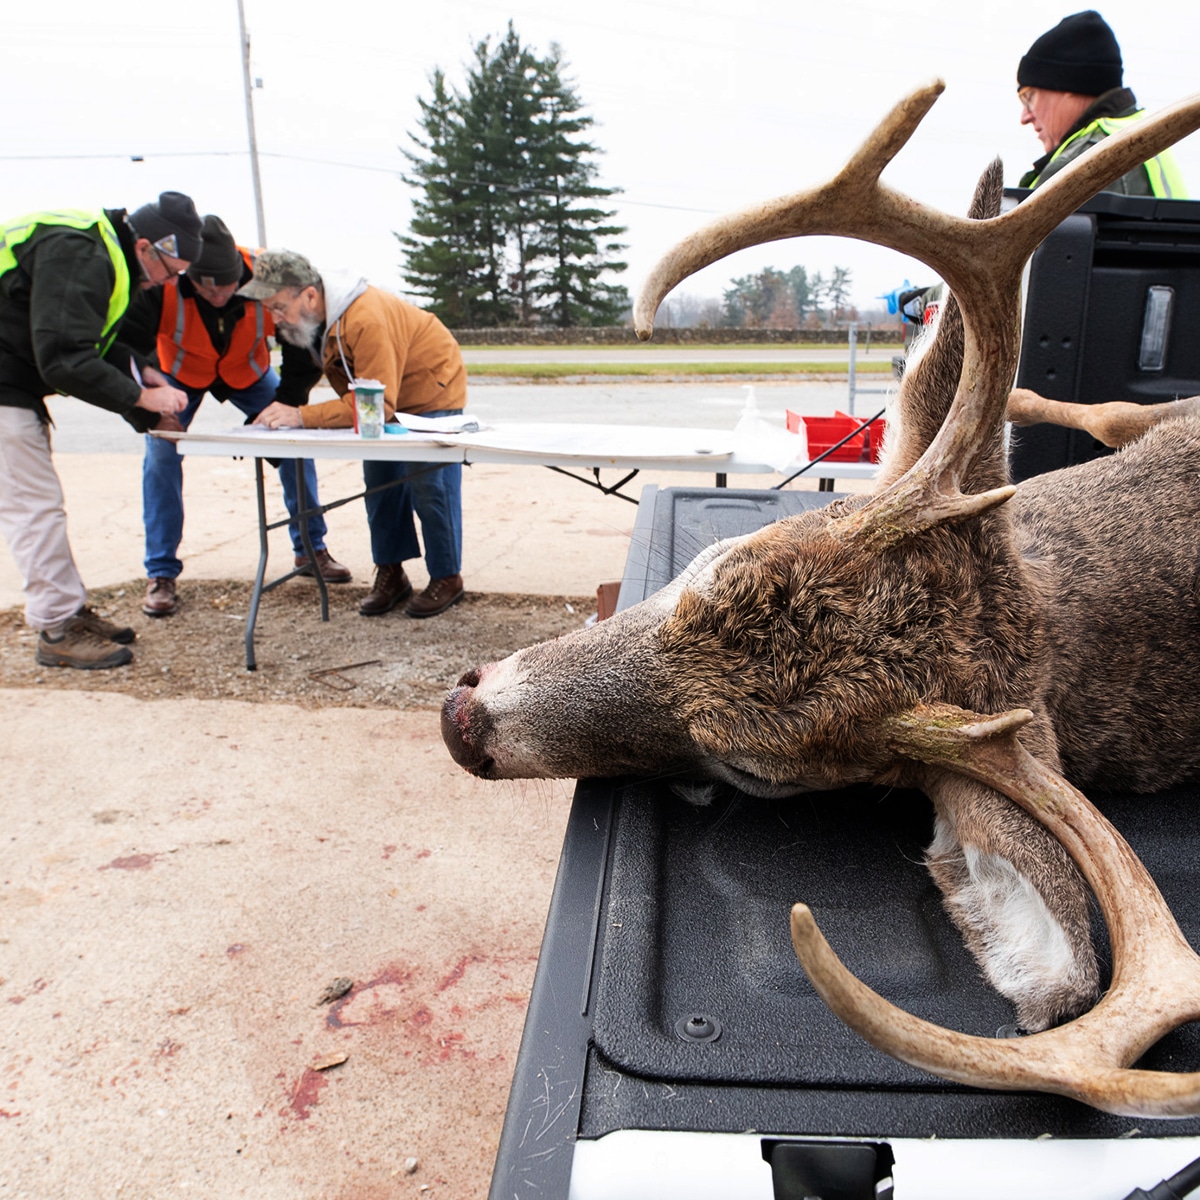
(1008, 188), (1200, 483)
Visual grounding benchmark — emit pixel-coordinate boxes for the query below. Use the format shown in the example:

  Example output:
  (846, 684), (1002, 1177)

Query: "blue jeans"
(142, 369), (327, 579)
(362, 409), (462, 579)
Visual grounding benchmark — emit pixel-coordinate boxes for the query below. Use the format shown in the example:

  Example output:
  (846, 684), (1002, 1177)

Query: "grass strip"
(457, 341), (903, 353)
(466, 361), (895, 379)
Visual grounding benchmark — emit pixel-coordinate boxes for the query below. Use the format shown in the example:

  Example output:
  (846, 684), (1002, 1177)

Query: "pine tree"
(524, 45), (629, 327)
(397, 69), (494, 326)
(399, 25), (628, 328)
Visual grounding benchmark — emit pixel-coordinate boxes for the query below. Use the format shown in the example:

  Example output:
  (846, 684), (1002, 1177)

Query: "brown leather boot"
(36, 626), (133, 670)
(359, 563), (413, 616)
(143, 577), (178, 617)
(404, 574), (464, 619)
(294, 548), (352, 583)
(70, 605), (135, 644)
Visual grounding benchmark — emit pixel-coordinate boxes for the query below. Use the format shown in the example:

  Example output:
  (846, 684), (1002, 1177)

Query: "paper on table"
(431, 422), (735, 460)
(400, 413), (485, 434)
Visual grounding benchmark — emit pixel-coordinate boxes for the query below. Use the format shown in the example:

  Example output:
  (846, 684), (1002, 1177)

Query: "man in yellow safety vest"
(1016, 10), (1186, 197)
(0, 193), (199, 669)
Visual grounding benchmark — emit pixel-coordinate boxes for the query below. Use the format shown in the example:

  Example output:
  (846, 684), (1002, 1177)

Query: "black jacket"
(122, 258), (322, 408)
(0, 208), (152, 423)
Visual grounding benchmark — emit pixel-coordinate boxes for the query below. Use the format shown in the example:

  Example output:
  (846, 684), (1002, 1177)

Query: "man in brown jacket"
(245, 251), (466, 618)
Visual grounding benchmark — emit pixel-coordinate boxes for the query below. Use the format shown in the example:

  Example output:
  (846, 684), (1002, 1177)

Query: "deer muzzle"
(441, 665), (499, 777)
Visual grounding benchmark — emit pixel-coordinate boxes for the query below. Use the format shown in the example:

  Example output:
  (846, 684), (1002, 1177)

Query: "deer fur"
(442, 88), (1200, 1034)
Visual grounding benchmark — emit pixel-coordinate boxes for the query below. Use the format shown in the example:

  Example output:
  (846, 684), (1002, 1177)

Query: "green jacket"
(1020, 88), (1187, 197)
(0, 208), (150, 423)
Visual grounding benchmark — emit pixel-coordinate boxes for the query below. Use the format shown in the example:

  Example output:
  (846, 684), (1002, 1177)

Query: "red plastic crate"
(786, 411), (887, 463)
(788, 412), (867, 462)
(836, 410), (889, 464)
(864, 415), (887, 463)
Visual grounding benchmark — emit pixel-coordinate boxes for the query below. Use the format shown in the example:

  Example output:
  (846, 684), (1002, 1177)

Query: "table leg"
(294, 460), (328, 623)
(245, 459), (269, 671)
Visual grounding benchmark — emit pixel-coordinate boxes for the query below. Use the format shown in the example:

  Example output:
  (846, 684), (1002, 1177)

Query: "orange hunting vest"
(156, 247), (272, 389)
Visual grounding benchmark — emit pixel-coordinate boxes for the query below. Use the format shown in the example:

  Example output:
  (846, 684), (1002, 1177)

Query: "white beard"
(275, 313), (321, 349)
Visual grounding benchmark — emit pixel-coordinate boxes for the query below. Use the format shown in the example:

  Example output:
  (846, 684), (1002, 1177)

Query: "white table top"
(152, 421), (881, 481)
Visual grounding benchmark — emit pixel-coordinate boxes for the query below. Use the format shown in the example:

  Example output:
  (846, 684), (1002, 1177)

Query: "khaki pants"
(0, 405), (87, 630)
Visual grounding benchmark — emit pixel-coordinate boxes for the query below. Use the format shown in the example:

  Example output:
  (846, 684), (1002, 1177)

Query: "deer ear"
(968, 158), (1005, 222)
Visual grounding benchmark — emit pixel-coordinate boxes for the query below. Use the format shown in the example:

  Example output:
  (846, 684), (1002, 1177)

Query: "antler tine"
(832, 79), (945, 194)
(789, 703), (1200, 1117)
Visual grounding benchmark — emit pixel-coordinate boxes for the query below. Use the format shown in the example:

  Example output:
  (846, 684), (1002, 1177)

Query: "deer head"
(443, 82), (1200, 1111)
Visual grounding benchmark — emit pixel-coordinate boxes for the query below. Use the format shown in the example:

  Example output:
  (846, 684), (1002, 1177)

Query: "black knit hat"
(1017, 10), (1123, 95)
(186, 215), (243, 287)
(128, 191), (203, 262)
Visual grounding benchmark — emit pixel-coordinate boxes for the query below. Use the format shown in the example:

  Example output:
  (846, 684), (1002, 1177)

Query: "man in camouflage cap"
(244, 249), (468, 619)
(238, 248), (320, 294)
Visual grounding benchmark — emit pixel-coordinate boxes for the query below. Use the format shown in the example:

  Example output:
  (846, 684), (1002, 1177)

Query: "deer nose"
(441, 676), (495, 775)
(442, 684), (479, 768)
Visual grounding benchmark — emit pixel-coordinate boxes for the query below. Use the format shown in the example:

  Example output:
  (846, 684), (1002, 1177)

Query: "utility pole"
(237, 0), (268, 246)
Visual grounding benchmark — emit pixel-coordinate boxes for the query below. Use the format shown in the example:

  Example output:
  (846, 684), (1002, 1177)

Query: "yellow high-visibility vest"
(0, 208), (131, 352)
(1032, 112), (1188, 198)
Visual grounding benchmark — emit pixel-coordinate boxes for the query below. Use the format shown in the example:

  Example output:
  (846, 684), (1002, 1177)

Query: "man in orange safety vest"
(124, 214), (350, 617)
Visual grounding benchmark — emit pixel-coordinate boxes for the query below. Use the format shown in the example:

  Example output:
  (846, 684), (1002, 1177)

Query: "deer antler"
(789, 703), (1200, 1117)
(635, 84), (1200, 547)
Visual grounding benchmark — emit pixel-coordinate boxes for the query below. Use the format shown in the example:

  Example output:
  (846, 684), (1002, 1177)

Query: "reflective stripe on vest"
(0, 209), (131, 352)
(156, 246), (270, 389)
(1039, 112), (1188, 198)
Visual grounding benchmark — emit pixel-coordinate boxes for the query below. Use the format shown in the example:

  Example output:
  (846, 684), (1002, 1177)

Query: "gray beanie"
(128, 191), (203, 262)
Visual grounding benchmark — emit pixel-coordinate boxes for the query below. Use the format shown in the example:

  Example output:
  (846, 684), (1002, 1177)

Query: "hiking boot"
(294, 548), (352, 584)
(359, 563), (413, 616)
(143, 577), (178, 617)
(36, 626), (133, 671)
(405, 574), (464, 619)
(70, 605), (135, 644)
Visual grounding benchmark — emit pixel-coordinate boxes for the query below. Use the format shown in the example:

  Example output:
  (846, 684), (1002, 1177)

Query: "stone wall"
(451, 325), (905, 346)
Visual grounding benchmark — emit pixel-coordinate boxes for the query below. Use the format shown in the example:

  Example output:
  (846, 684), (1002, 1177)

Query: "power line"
(0, 148), (722, 214)
(0, 151), (246, 161)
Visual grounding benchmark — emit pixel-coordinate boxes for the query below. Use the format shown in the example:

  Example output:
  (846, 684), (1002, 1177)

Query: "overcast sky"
(4, 1), (1197, 317)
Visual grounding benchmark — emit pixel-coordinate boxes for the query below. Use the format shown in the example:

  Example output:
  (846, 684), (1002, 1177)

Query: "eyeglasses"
(264, 291), (301, 319)
(148, 244), (186, 278)
(1017, 86), (1037, 113)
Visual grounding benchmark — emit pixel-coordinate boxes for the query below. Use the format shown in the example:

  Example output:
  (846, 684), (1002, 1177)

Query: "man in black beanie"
(123, 215), (350, 618)
(0, 192), (201, 670)
(1016, 10), (1185, 195)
